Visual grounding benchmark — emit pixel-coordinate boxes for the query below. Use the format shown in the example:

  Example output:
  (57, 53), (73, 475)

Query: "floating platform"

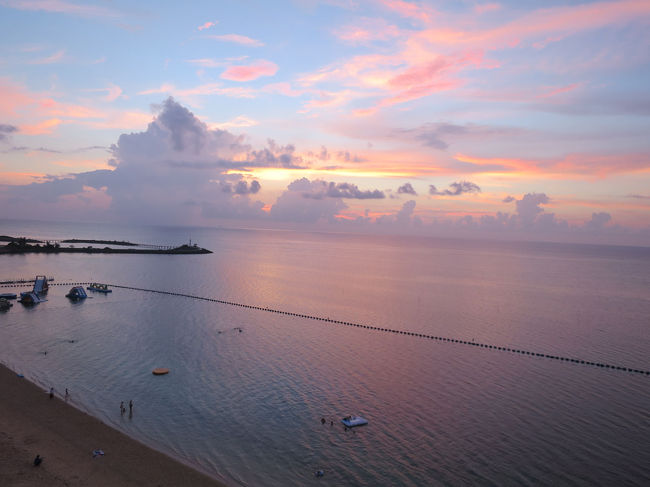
(341, 415), (368, 427)
(19, 291), (46, 305)
(87, 283), (112, 293)
(66, 286), (88, 300)
(152, 368), (170, 375)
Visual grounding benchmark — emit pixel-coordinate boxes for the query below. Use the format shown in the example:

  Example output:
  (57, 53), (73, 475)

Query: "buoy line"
(106, 283), (649, 377)
(3, 279), (648, 376)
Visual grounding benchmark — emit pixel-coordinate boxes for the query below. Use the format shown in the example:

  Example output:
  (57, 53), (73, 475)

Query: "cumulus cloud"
(377, 200), (422, 227)
(2, 98), (269, 224)
(247, 140), (306, 169)
(513, 192), (550, 226)
(299, 180), (385, 200)
(397, 182), (417, 195)
(335, 150), (365, 163)
(221, 180), (261, 194)
(0, 124), (18, 142)
(586, 212), (611, 230)
(429, 181), (481, 196)
(502, 195), (515, 203)
(270, 178), (347, 223)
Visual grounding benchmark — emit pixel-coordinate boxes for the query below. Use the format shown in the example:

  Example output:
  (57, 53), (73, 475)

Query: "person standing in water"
(129, 399), (133, 416)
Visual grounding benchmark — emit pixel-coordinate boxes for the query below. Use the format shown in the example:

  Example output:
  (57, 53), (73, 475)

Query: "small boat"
(0, 293), (17, 300)
(87, 283), (112, 293)
(19, 291), (46, 305)
(152, 368), (170, 375)
(341, 415), (368, 428)
(65, 286), (88, 300)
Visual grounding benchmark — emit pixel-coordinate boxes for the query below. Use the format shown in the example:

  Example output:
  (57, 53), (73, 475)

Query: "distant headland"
(0, 236), (212, 255)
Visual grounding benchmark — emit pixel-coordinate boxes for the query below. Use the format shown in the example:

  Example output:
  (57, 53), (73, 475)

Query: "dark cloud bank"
(1, 98), (647, 246)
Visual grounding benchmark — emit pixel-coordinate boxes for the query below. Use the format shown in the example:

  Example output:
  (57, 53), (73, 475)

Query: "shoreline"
(0, 362), (228, 487)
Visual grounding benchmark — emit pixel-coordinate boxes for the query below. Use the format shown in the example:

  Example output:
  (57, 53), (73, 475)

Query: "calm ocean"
(1, 219), (649, 486)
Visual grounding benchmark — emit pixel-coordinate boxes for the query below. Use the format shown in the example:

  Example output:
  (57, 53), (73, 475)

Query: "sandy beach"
(0, 363), (227, 487)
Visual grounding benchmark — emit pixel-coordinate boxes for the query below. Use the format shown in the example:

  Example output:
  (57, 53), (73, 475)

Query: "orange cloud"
(20, 118), (62, 135)
(38, 98), (105, 118)
(51, 158), (113, 170)
(454, 152), (650, 178)
(0, 171), (45, 185)
(221, 60), (278, 82)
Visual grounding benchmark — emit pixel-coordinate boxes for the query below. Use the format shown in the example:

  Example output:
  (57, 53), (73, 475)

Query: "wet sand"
(0, 363), (227, 487)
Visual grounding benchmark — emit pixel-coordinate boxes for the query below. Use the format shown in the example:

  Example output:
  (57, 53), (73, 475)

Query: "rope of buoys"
(102, 283), (648, 377)
(2, 280), (647, 375)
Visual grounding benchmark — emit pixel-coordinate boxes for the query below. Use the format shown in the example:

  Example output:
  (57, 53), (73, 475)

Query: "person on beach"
(49, 387), (54, 399)
(129, 399), (133, 414)
(120, 401), (125, 415)
(33, 454), (42, 466)
(65, 388), (69, 399)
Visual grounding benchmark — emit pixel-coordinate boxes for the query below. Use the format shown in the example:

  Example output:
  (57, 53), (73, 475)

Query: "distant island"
(0, 236), (212, 255)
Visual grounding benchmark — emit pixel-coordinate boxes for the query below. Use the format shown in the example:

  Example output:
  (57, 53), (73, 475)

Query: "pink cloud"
(29, 49), (65, 64)
(474, 3), (501, 14)
(417, 0), (650, 50)
(537, 82), (583, 99)
(20, 118), (62, 135)
(335, 18), (401, 43)
(84, 83), (124, 102)
(303, 90), (358, 110)
(137, 82), (257, 99)
(381, 0), (434, 22)
(186, 58), (225, 68)
(263, 82), (305, 97)
(1, 0), (120, 17)
(207, 34), (264, 47)
(221, 60), (278, 82)
(197, 21), (216, 31)
(137, 83), (175, 95)
(380, 50), (484, 106)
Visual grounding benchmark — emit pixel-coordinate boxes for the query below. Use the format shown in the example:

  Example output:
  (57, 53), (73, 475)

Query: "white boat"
(341, 415), (368, 427)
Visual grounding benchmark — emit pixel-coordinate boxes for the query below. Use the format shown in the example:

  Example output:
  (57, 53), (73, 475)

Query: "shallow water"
(1, 220), (649, 486)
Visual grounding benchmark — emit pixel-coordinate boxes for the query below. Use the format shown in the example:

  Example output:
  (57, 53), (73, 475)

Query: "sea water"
(1, 220), (649, 486)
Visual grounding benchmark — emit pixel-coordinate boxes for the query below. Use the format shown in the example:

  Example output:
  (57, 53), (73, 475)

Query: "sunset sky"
(1, 0), (649, 245)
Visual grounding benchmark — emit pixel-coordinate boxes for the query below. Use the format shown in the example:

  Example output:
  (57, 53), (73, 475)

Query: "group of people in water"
(120, 400), (133, 416)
